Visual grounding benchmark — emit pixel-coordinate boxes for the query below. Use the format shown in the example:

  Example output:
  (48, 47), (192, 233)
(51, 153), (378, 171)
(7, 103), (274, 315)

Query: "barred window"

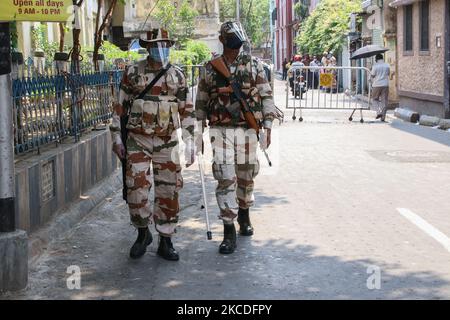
(404, 5), (413, 52)
(420, 0), (430, 51)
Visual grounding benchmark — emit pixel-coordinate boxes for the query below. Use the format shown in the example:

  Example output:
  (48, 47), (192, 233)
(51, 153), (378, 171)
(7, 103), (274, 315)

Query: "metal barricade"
(285, 66), (372, 122)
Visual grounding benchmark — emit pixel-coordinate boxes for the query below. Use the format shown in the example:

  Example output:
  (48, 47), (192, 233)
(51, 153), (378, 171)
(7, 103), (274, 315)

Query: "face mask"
(148, 47), (170, 63)
(224, 34), (243, 50)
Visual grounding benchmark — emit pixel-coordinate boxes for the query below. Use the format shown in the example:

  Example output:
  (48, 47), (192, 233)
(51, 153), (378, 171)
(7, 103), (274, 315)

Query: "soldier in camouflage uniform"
(111, 29), (195, 261)
(196, 22), (277, 254)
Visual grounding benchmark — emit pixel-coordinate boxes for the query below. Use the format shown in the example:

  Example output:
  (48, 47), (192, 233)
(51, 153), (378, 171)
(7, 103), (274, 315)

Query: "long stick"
(258, 131), (272, 167)
(198, 153), (212, 240)
(262, 148), (272, 167)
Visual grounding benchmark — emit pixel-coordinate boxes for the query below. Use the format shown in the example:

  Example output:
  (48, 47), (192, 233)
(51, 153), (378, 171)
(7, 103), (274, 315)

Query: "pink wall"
(275, 0), (294, 71)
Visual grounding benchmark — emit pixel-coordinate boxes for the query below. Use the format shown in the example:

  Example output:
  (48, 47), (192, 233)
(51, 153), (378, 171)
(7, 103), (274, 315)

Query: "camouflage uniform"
(111, 59), (195, 236)
(196, 52), (277, 223)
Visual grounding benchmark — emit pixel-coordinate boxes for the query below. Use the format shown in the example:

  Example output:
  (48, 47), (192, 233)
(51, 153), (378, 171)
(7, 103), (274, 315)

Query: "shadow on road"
(3, 163), (449, 300)
(389, 120), (450, 148)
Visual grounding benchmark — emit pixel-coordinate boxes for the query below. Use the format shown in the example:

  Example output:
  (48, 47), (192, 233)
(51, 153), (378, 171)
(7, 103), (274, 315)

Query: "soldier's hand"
(113, 102), (124, 116)
(113, 142), (126, 160)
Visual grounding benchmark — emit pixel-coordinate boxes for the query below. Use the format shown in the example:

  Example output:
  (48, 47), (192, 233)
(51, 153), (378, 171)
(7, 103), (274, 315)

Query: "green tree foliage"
(153, 0), (178, 35)
(153, 0), (209, 68)
(294, 1), (309, 21)
(177, 1), (199, 43)
(31, 24), (61, 68)
(296, 0), (361, 55)
(99, 41), (141, 64)
(10, 22), (19, 51)
(219, 0), (270, 48)
(153, 0), (199, 42)
(184, 40), (212, 64)
(170, 40), (211, 66)
(78, 42), (140, 71)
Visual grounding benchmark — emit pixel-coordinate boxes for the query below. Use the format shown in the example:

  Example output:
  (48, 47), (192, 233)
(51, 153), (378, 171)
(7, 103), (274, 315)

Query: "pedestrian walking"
(371, 53), (390, 121)
(110, 29), (196, 261)
(195, 21), (278, 254)
(282, 58), (288, 80)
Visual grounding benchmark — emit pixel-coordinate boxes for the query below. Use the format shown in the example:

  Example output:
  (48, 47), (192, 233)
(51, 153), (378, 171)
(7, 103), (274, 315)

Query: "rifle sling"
(136, 63), (172, 100)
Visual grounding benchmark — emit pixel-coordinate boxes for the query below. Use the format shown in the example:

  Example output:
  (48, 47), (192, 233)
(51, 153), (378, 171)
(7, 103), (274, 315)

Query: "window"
(420, 0), (430, 51)
(404, 4), (413, 52)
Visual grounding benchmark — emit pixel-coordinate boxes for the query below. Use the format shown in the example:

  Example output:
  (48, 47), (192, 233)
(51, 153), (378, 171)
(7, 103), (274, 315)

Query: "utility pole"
(0, 23), (15, 233)
(0, 22), (28, 293)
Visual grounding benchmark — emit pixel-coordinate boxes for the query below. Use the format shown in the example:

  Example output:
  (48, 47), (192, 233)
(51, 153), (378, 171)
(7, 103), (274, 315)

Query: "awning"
(389, 0), (423, 8)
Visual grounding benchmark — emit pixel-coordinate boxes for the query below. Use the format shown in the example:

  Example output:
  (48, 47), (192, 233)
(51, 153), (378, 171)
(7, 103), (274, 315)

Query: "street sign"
(319, 73), (334, 87)
(0, 0), (72, 22)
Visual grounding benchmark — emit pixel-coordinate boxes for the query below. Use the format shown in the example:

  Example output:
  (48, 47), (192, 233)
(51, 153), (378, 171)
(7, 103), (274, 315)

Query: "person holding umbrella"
(351, 45), (390, 122)
(371, 53), (390, 121)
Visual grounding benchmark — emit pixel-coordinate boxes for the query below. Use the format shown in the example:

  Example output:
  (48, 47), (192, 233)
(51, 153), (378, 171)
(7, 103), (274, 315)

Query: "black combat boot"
(130, 227), (152, 259)
(219, 223), (237, 254)
(157, 236), (180, 261)
(237, 208), (254, 236)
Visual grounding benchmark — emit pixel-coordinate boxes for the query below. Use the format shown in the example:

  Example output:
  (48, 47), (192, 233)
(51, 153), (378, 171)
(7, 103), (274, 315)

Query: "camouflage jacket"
(195, 53), (277, 129)
(110, 59), (195, 144)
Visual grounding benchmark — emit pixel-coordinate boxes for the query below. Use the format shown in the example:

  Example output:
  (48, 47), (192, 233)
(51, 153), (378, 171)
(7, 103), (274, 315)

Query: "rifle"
(118, 64), (172, 203)
(209, 57), (272, 166)
(119, 102), (130, 202)
(111, 69), (130, 203)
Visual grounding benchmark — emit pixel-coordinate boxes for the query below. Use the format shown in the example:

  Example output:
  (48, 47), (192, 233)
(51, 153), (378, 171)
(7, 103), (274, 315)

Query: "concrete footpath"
(3, 80), (450, 299)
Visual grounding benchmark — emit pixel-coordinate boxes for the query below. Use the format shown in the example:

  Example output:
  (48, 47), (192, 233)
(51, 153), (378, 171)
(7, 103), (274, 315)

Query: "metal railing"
(285, 66), (373, 122)
(13, 69), (123, 155)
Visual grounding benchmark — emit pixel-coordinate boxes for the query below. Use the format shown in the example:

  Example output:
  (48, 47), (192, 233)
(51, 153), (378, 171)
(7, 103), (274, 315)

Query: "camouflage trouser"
(210, 127), (260, 223)
(126, 131), (183, 236)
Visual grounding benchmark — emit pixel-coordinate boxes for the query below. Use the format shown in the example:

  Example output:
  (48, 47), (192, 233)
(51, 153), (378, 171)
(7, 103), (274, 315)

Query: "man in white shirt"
(371, 54), (390, 121)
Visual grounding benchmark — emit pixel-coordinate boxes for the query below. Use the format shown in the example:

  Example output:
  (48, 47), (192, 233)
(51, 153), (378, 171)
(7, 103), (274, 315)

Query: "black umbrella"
(351, 45), (389, 60)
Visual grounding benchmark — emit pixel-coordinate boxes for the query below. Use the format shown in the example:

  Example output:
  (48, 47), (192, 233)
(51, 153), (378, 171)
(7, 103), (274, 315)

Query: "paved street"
(5, 79), (450, 300)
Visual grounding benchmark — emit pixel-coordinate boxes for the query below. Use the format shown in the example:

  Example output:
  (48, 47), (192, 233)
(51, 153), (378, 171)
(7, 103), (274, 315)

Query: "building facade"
(391, 0), (449, 118)
(274, 0), (295, 73)
(272, 0), (320, 73)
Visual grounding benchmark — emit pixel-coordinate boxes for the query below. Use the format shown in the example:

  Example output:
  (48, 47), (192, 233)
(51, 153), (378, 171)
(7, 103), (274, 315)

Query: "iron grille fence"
(13, 69), (123, 155)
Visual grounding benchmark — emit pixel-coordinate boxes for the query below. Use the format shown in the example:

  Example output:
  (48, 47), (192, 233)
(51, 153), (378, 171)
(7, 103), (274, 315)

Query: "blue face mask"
(148, 47), (170, 63)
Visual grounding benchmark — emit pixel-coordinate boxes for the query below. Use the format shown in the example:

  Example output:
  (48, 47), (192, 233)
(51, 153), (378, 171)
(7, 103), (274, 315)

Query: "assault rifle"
(209, 57), (272, 166)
